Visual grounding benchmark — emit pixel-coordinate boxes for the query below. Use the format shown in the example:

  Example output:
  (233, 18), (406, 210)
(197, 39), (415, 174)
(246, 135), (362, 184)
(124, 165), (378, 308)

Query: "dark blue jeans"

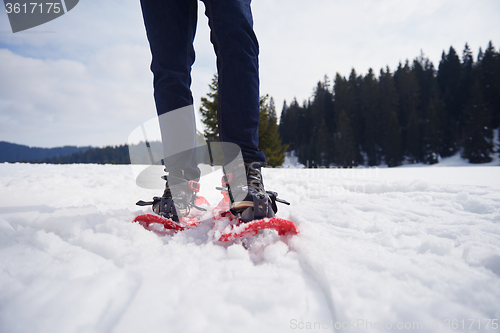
(140, 0), (266, 164)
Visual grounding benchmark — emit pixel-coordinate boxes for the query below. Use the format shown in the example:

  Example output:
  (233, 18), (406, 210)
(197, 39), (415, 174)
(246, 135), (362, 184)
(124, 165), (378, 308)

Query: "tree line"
(38, 145), (130, 164)
(0, 141), (90, 163)
(279, 42), (500, 167)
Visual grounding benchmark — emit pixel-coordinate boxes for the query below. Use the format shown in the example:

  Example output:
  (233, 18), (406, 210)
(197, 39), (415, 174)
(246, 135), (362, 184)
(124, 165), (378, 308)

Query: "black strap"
(253, 193), (268, 220)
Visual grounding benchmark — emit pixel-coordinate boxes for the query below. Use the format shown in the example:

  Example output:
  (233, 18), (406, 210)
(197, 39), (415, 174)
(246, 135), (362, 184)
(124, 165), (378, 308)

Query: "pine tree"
(394, 60), (420, 160)
(361, 68), (381, 166)
(378, 67), (403, 166)
(457, 43), (475, 147)
(411, 53), (448, 162)
(461, 81), (494, 163)
(437, 46), (462, 156)
(333, 72), (362, 166)
(259, 96), (288, 167)
(422, 97), (443, 164)
(315, 119), (331, 166)
(479, 41), (500, 128)
(347, 69), (364, 165)
(385, 111), (403, 166)
(199, 74), (219, 141)
(477, 47), (484, 63)
(334, 109), (356, 167)
(406, 109), (422, 163)
(279, 99), (300, 151)
(437, 47), (462, 116)
(310, 77), (335, 165)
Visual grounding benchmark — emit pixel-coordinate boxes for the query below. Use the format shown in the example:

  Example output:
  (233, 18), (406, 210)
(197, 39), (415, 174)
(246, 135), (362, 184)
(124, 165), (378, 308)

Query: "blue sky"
(1, 0), (499, 147)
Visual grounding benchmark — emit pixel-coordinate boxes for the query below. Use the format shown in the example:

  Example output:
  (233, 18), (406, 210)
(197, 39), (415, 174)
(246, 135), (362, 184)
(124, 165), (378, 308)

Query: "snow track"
(1, 162), (499, 332)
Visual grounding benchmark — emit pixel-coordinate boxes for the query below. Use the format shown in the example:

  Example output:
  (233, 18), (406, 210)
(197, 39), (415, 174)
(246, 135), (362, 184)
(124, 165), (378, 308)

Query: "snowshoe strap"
(188, 180), (200, 192)
(253, 192), (268, 220)
(193, 205), (207, 212)
(162, 197), (175, 218)
(221, 173), (233, 187)
(136, 200), (153, 206)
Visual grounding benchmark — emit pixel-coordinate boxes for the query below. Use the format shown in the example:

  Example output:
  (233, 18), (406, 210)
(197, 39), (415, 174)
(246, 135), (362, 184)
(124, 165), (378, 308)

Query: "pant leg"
(140, 0), (198, 114)
(140, 0), (200, 180)
(201, 0), (266, 163)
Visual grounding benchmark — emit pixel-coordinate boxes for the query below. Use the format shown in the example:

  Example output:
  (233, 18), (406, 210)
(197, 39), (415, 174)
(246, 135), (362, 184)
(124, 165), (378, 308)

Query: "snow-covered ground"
(1, 161), (499, 333)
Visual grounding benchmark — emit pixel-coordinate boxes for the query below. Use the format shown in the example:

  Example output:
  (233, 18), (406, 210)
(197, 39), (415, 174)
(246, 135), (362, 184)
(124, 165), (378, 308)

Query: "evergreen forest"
(39, 145), (130, 164)
(279, 42), (500, 167)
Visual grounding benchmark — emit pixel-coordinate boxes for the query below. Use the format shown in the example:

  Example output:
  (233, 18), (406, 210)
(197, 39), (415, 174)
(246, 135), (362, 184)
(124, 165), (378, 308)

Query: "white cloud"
(0, 46), (156, 147)
(0, 1), (218, 147)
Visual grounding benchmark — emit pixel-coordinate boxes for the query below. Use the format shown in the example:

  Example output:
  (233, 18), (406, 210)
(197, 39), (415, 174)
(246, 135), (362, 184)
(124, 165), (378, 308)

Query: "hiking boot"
(151, 174), (201, 222)
(222, 161), (289, 222)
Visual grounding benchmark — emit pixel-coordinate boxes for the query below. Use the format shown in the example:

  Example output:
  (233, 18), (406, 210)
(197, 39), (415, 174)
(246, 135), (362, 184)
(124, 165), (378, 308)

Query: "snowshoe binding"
(135, 171), (207, 229)
(219, 161), (290, 222)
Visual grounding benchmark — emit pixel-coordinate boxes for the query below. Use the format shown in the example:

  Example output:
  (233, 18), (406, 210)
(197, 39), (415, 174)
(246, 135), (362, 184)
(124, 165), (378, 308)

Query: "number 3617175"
(5, 3), (62, 14)
(444, 319), (498, 330)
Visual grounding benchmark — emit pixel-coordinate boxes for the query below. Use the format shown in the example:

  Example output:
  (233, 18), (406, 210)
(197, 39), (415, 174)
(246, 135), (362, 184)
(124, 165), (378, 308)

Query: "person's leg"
(201, 0), (266, 163)
(140, 0), (197, 113)
(140, 0), (200, 181)
(140, 0), (201, 221)
(202, 0), (281, 221)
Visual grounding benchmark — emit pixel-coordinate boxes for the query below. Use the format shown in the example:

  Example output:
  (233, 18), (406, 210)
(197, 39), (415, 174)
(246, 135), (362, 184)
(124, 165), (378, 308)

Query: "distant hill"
(0, 141), (91, 163)
(2, 140), (215, 165)
(0, 141), (165, 165)
(42, 144), (130, 164)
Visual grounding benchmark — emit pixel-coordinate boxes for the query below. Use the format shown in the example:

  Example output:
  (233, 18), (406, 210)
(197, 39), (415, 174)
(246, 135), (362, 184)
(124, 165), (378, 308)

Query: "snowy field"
(0, 160), (499, 333)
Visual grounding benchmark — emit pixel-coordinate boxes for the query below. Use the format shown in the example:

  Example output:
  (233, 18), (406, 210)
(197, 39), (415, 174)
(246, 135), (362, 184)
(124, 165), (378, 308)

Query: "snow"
(1, 162), (499, 333)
